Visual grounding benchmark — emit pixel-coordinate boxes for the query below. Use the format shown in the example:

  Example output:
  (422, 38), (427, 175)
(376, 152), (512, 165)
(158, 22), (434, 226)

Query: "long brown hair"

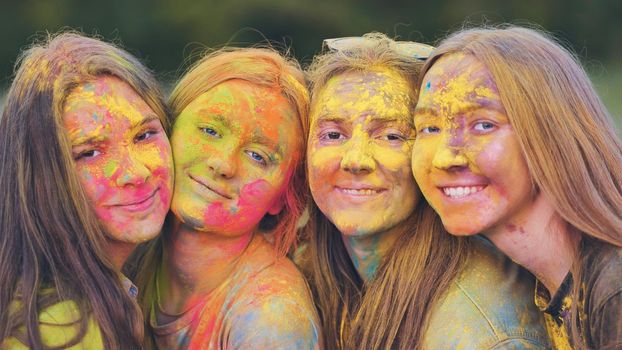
(0, 31), (170, 349)
(423, 25), (622, 349)
(301, 32), (469, 349)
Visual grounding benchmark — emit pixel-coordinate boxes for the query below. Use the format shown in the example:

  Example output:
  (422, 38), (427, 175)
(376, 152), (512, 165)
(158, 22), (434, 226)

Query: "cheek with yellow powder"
(170, 80), (301, 236)
(64, 76), (173, 243)
(308, 68), (419, 237)
(413, 53), (533, 236)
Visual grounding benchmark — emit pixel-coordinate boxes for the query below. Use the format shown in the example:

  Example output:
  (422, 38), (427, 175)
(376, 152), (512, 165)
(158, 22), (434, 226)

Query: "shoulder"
(222, 251), (321, 349)
(584, 245), (622, 349)
(424, 237), (550, 350)
(1, 300), (103, 350)
(585, 245), (622, 310)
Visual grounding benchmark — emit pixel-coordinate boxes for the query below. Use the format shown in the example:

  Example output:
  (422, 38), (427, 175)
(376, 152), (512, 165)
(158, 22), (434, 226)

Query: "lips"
(334, 183), (387, 201)
(189, 174), (233, 199)
(110, 188), (159, 212)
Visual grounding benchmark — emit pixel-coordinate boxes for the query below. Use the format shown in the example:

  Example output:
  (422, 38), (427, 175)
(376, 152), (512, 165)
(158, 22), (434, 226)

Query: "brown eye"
(74, 149), (101, 161)
(327, 132), (342, 139)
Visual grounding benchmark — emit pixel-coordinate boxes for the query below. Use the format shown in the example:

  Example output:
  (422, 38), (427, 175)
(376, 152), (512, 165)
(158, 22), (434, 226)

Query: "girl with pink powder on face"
(133, 48), (321, 350)
(0, 32), (173, 349)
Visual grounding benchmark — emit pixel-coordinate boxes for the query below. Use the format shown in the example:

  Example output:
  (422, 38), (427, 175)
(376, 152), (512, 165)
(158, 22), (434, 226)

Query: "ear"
(268, 196), (285, 215)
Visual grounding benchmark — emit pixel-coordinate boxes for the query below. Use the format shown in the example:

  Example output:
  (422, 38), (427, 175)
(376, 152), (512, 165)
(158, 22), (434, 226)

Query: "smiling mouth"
(111, 188), (159, 212)
(441, 185), (486, 198)
(336, 187), (385, 196)
(189, 175), (233, 199)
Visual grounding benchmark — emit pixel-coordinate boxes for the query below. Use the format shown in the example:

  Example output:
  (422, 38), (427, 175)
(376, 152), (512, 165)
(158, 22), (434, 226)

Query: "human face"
(308, 68), (419, 237)
(412, 53), (534, 236)
(170, 80), (302, 236)
(63, 75), (173, 244)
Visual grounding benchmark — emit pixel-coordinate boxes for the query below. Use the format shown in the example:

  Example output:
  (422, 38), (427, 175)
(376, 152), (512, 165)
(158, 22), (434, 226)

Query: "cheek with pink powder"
(64, 76), (174, 243)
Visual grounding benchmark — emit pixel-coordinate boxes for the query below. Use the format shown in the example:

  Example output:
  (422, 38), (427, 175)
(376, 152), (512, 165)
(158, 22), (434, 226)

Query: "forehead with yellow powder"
(417, 53), (501, 119)
(176, 80), (300, 163)
(311, 67), (413, 127)
(64, 75), (157, 142)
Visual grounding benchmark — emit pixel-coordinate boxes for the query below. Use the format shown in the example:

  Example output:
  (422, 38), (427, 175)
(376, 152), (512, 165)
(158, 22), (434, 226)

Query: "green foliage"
(1, 0), (621, 118)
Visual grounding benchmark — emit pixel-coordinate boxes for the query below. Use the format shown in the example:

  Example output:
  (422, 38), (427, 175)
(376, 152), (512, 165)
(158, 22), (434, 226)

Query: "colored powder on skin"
(104, 160), (120, 178)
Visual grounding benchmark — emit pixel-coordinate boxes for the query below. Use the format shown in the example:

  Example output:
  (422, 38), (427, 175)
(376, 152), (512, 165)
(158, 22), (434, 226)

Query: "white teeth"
(341, 188), (380, 195)
(443, 186), (484, 198)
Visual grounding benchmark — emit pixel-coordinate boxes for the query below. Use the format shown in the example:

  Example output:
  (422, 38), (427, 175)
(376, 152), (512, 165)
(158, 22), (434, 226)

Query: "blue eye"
(200, 127), (220, 138)
(420, 126), (440, 134)
(246, 150), (267, 166)
(473, 121), (495, 132)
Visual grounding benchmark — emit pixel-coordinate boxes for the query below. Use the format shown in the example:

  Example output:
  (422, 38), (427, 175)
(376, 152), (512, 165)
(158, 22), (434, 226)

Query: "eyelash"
(473, 121), (496, 132)
(245, 150), (269, 166)
(199, 126), (221, 138)
(74, 149), (102, 161)
(135, 128), (160, 142)
(319, 130), (347, 142)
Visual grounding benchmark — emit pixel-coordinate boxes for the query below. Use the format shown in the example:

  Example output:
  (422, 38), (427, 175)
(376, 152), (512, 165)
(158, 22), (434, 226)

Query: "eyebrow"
(314, 114), (346, 123)
(196, 111), (234, 129)
(250, 133), (282, 155)
(315, 113), (410, 124)
(414, 101), (505, 118)
(70, 134), (107, 147)
(133, 115), (160, 129)
(413, 106), (438, 117)
(71, 115), (160, 147)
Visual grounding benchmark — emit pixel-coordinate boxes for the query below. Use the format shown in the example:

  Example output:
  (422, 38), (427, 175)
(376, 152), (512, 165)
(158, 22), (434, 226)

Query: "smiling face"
(170, 79), (302, 236)
(308, 68), (419, 237)
(63, 75), (174, 244)
(412, 53), (534, 236)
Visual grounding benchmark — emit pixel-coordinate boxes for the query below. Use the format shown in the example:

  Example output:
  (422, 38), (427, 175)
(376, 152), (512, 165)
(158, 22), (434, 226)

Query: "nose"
(432, 133), (468, 170)
(340, 134), (375, 174)
(206, 148), (237, 179)
(115, 152), (151, 187)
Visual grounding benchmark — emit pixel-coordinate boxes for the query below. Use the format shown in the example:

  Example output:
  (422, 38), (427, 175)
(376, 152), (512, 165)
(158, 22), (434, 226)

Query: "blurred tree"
(0, 0), (620, 122)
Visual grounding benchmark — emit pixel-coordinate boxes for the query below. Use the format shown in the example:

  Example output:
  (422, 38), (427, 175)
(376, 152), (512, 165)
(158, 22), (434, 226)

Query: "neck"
(484, 192), (579, 294)
(158, 219), (255, 314)
(104, 239), (137, 271)
(342, 225), (404, 282)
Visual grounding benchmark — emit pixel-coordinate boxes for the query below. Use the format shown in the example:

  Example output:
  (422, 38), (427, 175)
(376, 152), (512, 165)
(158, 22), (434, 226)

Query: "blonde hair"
(0, 31), (169, 349)
(302, 32), (469, 349)
(423, 25), (622, 349)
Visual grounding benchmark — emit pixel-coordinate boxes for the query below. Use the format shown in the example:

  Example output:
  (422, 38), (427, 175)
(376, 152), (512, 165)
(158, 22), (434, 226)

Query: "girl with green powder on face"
(133, 48), (321, 349)
(298, 32), (549, 349)
(0, 32), (174, 349)
(412, 25), (622, 350)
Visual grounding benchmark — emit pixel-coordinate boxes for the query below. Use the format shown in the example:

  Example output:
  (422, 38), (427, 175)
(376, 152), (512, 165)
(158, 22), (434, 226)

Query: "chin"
(443, 221), (482, 236)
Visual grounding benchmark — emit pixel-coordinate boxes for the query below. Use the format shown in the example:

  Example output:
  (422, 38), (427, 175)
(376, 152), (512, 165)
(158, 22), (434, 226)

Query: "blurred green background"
(1, 0), (621, 125)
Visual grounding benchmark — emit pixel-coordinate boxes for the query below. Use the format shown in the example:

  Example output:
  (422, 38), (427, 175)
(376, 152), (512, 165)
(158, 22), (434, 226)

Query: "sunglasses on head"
(323, 36), (434, 61)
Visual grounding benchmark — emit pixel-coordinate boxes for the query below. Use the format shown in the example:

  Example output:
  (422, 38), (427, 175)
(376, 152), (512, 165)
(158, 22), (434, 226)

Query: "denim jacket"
(423, 237), (551, 349)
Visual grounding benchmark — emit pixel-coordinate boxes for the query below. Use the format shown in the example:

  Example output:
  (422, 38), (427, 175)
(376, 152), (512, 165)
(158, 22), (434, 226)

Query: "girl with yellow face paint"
(299, 32), (549, 350)
(133, 48), (321, 350)
(413, 26), (622, 350)
(0, 32), (173, 349)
